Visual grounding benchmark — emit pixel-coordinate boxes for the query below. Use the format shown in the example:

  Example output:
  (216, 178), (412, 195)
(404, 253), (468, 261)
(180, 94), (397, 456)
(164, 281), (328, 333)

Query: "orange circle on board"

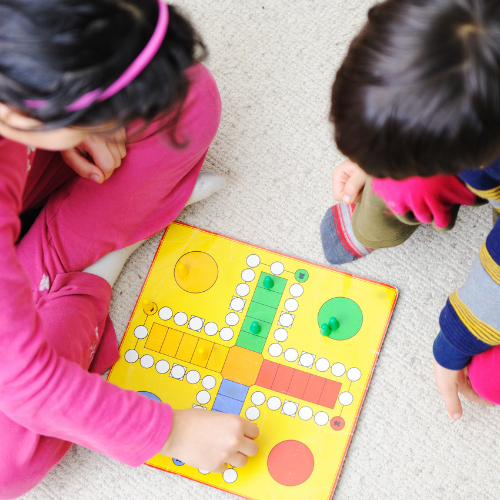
(174, 252), (218, 293)
(267, 440), (314, 486)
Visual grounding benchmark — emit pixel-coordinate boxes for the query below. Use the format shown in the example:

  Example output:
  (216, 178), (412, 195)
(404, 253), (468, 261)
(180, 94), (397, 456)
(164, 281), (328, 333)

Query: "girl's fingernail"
(91, 174), (101, 183)
(452, 413), (462, 420)
(343, 195), (351, 203)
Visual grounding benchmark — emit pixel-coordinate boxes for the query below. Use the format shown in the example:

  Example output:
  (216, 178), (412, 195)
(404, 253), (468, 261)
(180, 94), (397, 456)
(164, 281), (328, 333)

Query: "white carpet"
(22, 1), (500, 499)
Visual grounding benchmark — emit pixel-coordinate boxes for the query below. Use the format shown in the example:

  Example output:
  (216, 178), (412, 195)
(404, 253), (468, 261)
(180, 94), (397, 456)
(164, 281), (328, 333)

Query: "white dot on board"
(196, 391), (211, 405)
(124, 349), (139, 363)
(274, 328), (288, 342)
(202, 376), (216, 390)
(220, 327), (234, 341)
(267, 396), (282, 411)
(270, 262), (285, 275)
(225, 312), (239, 326)
(158, 307), (173, 321)
(171, 365), (185, 380)
(300, 353), (314, 367)
(198, 469), (210, 475)
(189, 317), (203, 330)
(315, 411), (329, 426)
(186, 370), (201, 384)
(156, 360), (170, 374)
(268, 343), (283, 357)
(236, 283), (250, 297)
(331, 362), (346, 377)
(231, 297), (245, 311)
(289, 283), (304, 297)
(251, 391), (266, 406)
(285, 299), (299, 313)
(347, 367), (362, 382)
(315, 358), (330, 372)
(140, 355), (154, 369)
(279, 313), (293, 327)
(284, 348), (298, 362)
(245, 406), (260, 421)
(241, 269), (256, 282)
(298, 406), (313, 421)
(223, 469), (238, 483)
(134, 325), (148, 339)
(246, 254), (260, 268)
(174, 312), (188, 326)
(339, 392), (354, 406)
(282, 402), (297, 416)
(204, 322), (218, 336)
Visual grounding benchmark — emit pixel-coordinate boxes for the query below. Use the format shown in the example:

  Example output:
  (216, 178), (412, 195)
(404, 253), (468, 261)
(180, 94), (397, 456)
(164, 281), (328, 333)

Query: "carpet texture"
(21, 1), (500, 499)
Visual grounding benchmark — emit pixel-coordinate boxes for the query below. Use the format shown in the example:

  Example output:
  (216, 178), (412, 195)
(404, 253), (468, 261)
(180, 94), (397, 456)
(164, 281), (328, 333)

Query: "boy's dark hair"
(331, 0), (500, 179)
(0, 0), (206, 141)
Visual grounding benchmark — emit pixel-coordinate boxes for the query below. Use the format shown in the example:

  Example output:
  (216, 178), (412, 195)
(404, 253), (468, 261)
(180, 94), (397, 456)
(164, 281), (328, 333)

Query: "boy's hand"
(61, 127), (127, 184)
(332, 160), (367, 204)
(159, 408), (259, 473)
(433, 360), (494, 420)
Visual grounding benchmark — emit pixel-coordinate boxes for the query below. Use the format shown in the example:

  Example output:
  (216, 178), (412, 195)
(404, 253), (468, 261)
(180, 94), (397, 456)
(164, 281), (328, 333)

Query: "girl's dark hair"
(0, 0), (206, 141)
(331, 0), (500, 178)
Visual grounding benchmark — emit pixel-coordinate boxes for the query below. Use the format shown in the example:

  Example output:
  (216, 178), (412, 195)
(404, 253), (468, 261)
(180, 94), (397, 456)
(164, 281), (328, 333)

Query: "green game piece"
(263, 276), (274, 289)
(320, 323), (331, 336)
(250, 321), (262, 334)
(328, 317), (340, 331)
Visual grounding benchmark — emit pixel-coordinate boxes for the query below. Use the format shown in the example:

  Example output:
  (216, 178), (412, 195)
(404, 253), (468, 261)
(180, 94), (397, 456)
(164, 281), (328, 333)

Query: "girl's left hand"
(433, 360), (493, 420)
(61, 127), (127, 183)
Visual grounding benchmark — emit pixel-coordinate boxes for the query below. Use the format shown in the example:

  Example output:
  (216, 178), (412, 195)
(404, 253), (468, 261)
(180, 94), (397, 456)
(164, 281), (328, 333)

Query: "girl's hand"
(159, 408), (259, 473)
(433, 360), (493, 420)
(332, 160), (367, 204)
(61, 127), (127, 183)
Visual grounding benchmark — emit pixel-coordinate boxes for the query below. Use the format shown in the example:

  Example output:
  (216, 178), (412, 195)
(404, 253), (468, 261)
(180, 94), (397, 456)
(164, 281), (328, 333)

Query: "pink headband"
(25, 0), (169, 111)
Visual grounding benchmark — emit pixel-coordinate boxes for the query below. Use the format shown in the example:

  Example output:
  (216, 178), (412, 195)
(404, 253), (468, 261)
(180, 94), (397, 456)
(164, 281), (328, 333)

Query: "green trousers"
(352, 177), (491, 249)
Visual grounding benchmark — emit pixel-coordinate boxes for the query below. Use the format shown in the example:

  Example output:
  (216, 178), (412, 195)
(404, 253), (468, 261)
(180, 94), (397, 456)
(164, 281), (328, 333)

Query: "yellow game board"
(107, 222), (397, 500)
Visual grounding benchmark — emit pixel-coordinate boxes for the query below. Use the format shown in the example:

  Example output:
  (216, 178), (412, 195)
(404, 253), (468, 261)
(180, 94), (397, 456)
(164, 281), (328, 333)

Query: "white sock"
(83, 239), (144, 287)
(185, 172), (226, 206)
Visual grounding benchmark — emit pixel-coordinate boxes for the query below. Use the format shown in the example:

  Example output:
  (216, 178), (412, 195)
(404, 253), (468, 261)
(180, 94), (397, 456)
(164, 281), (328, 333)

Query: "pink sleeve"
(0, 145), (172, 466)
(371, 174), (477, 228)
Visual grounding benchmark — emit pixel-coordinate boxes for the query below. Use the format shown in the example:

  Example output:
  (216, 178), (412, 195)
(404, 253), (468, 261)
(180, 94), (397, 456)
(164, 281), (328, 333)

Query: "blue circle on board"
(173, 458), (184, 466)
(138, 391), (162, 402)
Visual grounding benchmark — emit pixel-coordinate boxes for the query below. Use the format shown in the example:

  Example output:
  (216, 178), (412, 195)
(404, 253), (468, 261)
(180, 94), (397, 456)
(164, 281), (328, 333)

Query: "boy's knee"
(468, 349), (500, 405)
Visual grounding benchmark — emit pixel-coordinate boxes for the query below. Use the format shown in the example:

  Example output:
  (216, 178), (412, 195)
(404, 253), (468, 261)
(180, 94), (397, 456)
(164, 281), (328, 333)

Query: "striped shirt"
(434, 160), (500, 369)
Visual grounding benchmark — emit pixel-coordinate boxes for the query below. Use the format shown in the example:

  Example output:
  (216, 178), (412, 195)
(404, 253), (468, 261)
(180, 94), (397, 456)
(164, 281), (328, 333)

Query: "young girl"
(0, 1), (258, 498)
(320, 0), (500, 423)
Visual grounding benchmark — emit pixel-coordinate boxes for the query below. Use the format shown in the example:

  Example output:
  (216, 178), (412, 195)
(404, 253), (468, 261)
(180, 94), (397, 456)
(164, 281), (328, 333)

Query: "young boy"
(320, 0), (500, 419)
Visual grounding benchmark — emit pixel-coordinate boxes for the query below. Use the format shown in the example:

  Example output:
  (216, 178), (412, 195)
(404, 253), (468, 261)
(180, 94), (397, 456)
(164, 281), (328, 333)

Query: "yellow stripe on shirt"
(480, 243), (500, 286)
(449, 291), (500, 345)
(466, 184), (500, 201)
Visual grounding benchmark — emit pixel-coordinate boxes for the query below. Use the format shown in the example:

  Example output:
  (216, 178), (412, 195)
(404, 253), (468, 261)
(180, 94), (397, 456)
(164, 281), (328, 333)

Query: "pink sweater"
(0, 63), (221, 467)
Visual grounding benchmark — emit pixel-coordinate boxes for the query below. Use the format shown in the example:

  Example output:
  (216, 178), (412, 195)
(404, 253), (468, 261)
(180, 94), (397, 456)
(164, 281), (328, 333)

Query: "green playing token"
(250, 321), (261, 334)
(263, 276), (274, 289)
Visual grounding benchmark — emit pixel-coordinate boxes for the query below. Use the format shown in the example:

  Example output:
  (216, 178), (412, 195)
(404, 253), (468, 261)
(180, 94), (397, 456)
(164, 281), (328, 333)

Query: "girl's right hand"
(159, 408), (259, 473)
(332, 159), (367, 204)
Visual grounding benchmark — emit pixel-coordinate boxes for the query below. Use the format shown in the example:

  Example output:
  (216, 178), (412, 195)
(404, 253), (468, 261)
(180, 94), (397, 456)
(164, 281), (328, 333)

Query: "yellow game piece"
(142, 298), (156, 315)
(177, 263), (189, 277)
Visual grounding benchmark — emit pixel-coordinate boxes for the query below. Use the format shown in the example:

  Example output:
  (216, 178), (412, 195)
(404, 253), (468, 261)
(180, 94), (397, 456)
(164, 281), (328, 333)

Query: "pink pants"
(1, 128), (215, 498)
(469, 347), (500, 404)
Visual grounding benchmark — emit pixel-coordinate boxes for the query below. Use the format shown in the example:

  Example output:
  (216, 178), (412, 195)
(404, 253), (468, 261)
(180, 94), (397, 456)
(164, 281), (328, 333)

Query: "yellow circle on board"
(174, 251), (218, 293)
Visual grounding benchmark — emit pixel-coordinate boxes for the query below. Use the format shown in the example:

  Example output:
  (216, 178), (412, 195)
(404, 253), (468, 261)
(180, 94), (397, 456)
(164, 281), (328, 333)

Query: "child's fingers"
(228, 452), (248, 469)
(441, 385), (463, 420)
(460, 383), (495, 407)
(342, 168), (366, 204)
(62, 148), (103, 183)
(243, 420), (259, 440)
(239, 435), (259, 458)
